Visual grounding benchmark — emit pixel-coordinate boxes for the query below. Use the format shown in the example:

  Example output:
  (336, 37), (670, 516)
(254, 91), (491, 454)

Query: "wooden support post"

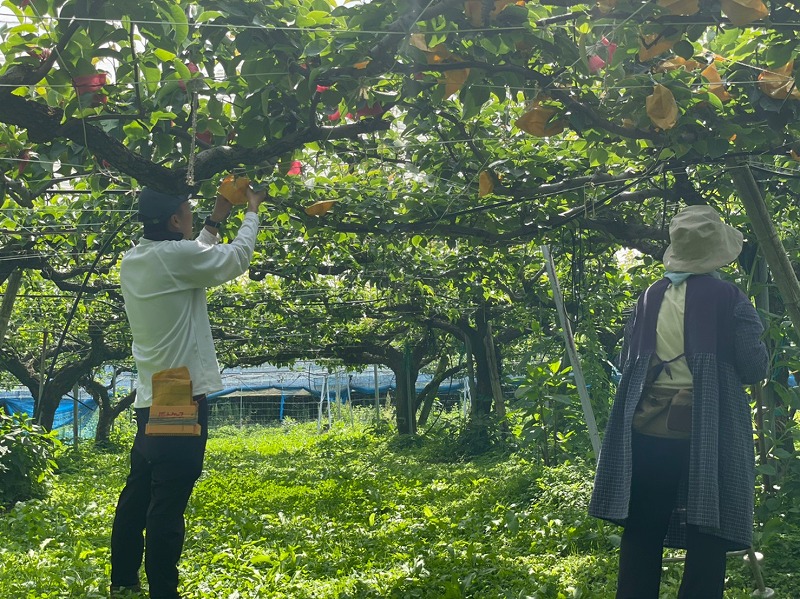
(728, 160), (800, 340)
(0, 269), (23, 350)
(483, 322), (507, 434)
(542, 245), (601, 461)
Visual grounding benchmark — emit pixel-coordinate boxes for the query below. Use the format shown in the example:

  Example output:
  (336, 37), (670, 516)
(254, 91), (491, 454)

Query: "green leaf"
(141, 64), (162, 94)
(765, 42), (797, 68)
(505, 510), (519, 535)
(705, 91), (724, 111)
(207, 96), (223, 119)
(462, 84), (491, 121)
(153, 48), (177, 62)
(297, 10), (333, 27)
(237, 118), (265, 148)
(260, 89), (271, 115)
(174, 60), (192, 82)
(589, 147), (608, 166)
(168, 4), (189, 46)
(705, 137), (730, 158)
(495, 5), (529, 26)
(303, 38), (330, 57)
(205, 120), (227, 136)
(149, 110), (176, 125)
(195, 10), (224, 24)
(756, 463), (777, 476)
(480, 38), (498, 55)
(123, 121), (148, 142)
(673, 40), (695, 60)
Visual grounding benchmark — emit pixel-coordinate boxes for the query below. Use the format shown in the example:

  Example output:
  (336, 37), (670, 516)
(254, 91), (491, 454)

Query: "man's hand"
(245, 186), (267, 213)
(210, 194), (233, 223)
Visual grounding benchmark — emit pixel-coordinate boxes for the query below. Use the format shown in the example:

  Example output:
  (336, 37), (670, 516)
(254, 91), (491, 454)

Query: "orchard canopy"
(1, 0), (800, 431)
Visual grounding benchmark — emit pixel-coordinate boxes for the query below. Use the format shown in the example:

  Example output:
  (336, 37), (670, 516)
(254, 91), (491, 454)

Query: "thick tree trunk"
(416, 359), (462, 427)
(95, 390), (136, 443)
(462, 313), (504, 452)
(392, 349), (419, 435)
(35, 387), (69, 430)
(468, 316), (494, 418)
(82, 375), (137, 444)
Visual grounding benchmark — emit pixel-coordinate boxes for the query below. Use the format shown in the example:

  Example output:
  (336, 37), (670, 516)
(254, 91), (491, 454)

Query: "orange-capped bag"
(218, 175), (250, 205)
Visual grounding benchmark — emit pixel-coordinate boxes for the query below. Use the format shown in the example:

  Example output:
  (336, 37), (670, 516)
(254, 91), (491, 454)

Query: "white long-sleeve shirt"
(120, 212), (259, 408)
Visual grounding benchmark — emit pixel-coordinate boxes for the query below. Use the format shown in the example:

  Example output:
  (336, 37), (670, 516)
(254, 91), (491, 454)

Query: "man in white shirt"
(110, 183), (264, 599)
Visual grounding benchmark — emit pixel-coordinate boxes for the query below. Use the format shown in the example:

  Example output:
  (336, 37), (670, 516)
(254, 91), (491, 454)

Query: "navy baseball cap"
(137, 187), (190, 224)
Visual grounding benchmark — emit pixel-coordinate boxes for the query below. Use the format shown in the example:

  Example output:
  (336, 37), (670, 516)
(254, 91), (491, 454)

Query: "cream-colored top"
(650, 281), (693, 388)
(121, 212), (259, 408)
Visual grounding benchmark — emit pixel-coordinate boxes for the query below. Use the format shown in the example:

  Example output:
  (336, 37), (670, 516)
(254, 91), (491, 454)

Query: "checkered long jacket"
(589, 275), (768, 550)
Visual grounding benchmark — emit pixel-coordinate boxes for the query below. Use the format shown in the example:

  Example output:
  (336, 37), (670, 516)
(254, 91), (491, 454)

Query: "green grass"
(0, 419), (796, 598)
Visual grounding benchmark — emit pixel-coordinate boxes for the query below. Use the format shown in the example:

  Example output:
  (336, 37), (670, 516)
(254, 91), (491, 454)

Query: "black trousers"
(616, 432), (729, 599)
(111, 397), (208, 599)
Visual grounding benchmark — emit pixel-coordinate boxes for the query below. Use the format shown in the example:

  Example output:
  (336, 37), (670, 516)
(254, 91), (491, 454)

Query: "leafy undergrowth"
(0, 420), (794, 598)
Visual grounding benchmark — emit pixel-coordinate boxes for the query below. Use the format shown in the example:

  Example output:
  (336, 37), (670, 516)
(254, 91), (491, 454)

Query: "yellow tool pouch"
(145, 366), (201, 436)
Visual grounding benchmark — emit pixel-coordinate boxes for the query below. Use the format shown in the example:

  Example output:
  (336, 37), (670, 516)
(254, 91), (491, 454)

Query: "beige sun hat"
(662, 205), (743, 273)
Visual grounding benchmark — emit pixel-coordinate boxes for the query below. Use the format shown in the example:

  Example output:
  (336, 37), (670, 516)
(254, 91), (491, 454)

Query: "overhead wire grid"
(1, 6), (793, 312)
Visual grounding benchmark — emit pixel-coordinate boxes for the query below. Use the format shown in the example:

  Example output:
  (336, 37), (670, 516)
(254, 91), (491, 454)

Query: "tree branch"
(192, 119), (392, 182)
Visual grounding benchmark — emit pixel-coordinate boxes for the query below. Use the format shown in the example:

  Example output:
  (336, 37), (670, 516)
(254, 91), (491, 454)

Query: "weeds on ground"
(0, 416), (795, 598)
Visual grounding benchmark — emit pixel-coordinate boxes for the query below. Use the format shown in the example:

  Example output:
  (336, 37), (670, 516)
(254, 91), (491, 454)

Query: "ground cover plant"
(0, 411), (60, 507)
(0, 418), (797, 598)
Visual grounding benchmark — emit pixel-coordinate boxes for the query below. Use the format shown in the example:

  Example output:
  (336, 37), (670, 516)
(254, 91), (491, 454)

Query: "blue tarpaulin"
(0, 394), (98, 430)
(0, 364), (469, 429)
(208, 377), (465, 402)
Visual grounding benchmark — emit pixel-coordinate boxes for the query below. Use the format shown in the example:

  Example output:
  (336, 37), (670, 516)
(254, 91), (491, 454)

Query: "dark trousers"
(617, 432), (729, 599)
(111, 397), (208, 599)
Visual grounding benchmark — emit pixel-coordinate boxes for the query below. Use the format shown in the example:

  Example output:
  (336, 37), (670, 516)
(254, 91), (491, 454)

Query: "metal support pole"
(327, 375), (332, 430)
(348, 375), (354, 426)
(373, 364), (380, 422)
(336, 371), (342, 421)
(542, 245), (601, 461)
(110, 368), (117, 433)
(73, 383), (79, 447)
(317, 376), (327, 433)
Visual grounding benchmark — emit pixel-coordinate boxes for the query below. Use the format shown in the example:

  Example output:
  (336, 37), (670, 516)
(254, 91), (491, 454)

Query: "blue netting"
(0, 394), (98, 431)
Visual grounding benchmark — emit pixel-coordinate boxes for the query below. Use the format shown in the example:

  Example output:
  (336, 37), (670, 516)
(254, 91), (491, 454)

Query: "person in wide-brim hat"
(589, 203), (767, 599)
(661, 204), (743, 274)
